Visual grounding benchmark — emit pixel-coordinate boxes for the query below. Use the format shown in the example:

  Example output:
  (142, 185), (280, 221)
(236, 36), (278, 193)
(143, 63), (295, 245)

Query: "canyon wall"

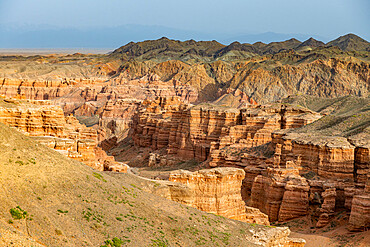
(0, 97), (125, 172)
(132, 97), (321, 162)
(131, 96), (369, 231)
(261, 130), (370, 229)
(168, 168), (263, 223)
(249, 164), (310, 222)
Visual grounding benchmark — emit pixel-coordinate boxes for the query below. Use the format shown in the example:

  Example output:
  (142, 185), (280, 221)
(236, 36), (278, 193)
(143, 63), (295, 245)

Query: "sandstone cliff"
(132, 97), (320, 162)
(0, 96), (123, 171)
(169, 168), (250, 222)
(130, 95), (370, 233)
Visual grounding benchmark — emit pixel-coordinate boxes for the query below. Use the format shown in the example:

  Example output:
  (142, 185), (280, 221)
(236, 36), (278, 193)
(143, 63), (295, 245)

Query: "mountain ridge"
(110, 33), (370, 62)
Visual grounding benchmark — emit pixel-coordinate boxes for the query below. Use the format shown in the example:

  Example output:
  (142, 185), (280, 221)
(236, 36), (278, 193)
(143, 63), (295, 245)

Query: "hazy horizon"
(0, 0), (369, 48)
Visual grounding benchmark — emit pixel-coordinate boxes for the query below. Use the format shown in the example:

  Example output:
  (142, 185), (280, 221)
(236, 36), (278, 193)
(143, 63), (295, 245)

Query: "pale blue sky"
(0, 0), (369, 47)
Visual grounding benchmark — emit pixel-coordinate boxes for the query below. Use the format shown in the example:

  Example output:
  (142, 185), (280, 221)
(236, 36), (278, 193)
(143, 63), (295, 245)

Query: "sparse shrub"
(15, 160), (24, 166)
(57, 209), (68, 214)
(93, 172), (107, 182)
(195, 237), (207, 245)
(130, 184), (141, 190)
(10, 206), (27, 219)
(150, 236), (169, 247)
(101, 237), (130, 247)
(28, 158), (36, 164)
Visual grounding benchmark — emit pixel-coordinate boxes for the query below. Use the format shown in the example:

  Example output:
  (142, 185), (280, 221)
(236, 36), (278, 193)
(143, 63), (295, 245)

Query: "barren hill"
(0, 34), (369, 105)
(326, 34), (370, 51)
(110, 34), (369, 62)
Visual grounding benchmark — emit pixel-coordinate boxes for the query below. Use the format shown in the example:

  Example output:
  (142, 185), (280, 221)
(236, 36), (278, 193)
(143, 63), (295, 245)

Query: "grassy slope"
(0, 123), (279, 247)
(281, 95), (370, 137)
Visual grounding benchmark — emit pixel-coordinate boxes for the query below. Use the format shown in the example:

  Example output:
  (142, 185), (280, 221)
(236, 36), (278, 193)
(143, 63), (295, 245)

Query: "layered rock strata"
(167, 167), (270, 226)
(316, 188), (336, 228)
(131, 96), (369, 232)
(0, 97), (122, 171)
(250, 164), (310, 222)
(348, 194), (370, 231)
(145, 167), (306, 245)
(257, 129), (370, 227)
(132, 97), (321, 163)
(273, 132), (355, 180)
(169, 168), (248, 222)
(348, 178), (370, 231)
(0, 76), (198, 151)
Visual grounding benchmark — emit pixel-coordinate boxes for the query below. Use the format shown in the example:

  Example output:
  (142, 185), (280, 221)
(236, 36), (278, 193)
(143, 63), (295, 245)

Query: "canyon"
(0, 34), (369, 246)
(128, 95), (370, 232)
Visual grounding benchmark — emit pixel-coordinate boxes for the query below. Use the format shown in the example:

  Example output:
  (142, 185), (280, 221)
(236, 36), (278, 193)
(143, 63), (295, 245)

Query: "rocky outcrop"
(259, 123), (370, 228)
(0, 97), (122, 171)
(0, 75), (198, 151)
(245, 206), (270, 225)
(130, 96), (369, 232)
(132, 97), (321, 163)
(250, 164), (310, 222)
(209, 105), (321, 167)
(169, 168), (248, 222)
(98, 98), (141, 143)
(0, 78), (72, 100)
(161, 167), (271, 226)
(245, 226), (306, 247)
(349, 134), (370, 184)
(348, 194), (370, 231)
(0, 99), (66, 137)
(348, 177), (370, 231)
(316, 187), (336, 228)
(273, 132), (356, 180)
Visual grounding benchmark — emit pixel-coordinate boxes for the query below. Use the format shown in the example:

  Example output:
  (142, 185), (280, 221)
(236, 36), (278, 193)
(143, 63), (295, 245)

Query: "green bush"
(101, 237), (130, 247)
(10, 206), (27, 220)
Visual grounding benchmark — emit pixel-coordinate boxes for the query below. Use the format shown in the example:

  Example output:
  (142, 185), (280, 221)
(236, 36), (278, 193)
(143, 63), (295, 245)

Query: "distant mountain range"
(109, 34), (370, 62)
(2, 24), (367, 49)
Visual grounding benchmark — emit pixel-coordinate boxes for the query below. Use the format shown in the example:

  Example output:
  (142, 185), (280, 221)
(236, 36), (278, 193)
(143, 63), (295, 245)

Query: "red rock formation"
(0, 97), (122, 171)
(168, 167), (271, 225)
(0, 76), (198, 151)
(132, 97), (320, 163)
(348, 194), (370, 231)
(316, 187), (336, 228)
(130, 96), (368, 231)
(250, 164), (310, 222)
(0, 78), (71, 100)
(169, 168), (248, 222)
(348, 177), (370, 231)
(99, 98), (141, 142)
(349, 134), (370, 184)
(273, 132), (355, 180)
(245, 206), (270, 225)
(264, 130), (370, 229)
(278, 176), (310, 222)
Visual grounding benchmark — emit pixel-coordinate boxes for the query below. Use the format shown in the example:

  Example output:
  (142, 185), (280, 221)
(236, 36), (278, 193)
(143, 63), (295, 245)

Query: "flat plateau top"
(0, 48), (113, 55)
